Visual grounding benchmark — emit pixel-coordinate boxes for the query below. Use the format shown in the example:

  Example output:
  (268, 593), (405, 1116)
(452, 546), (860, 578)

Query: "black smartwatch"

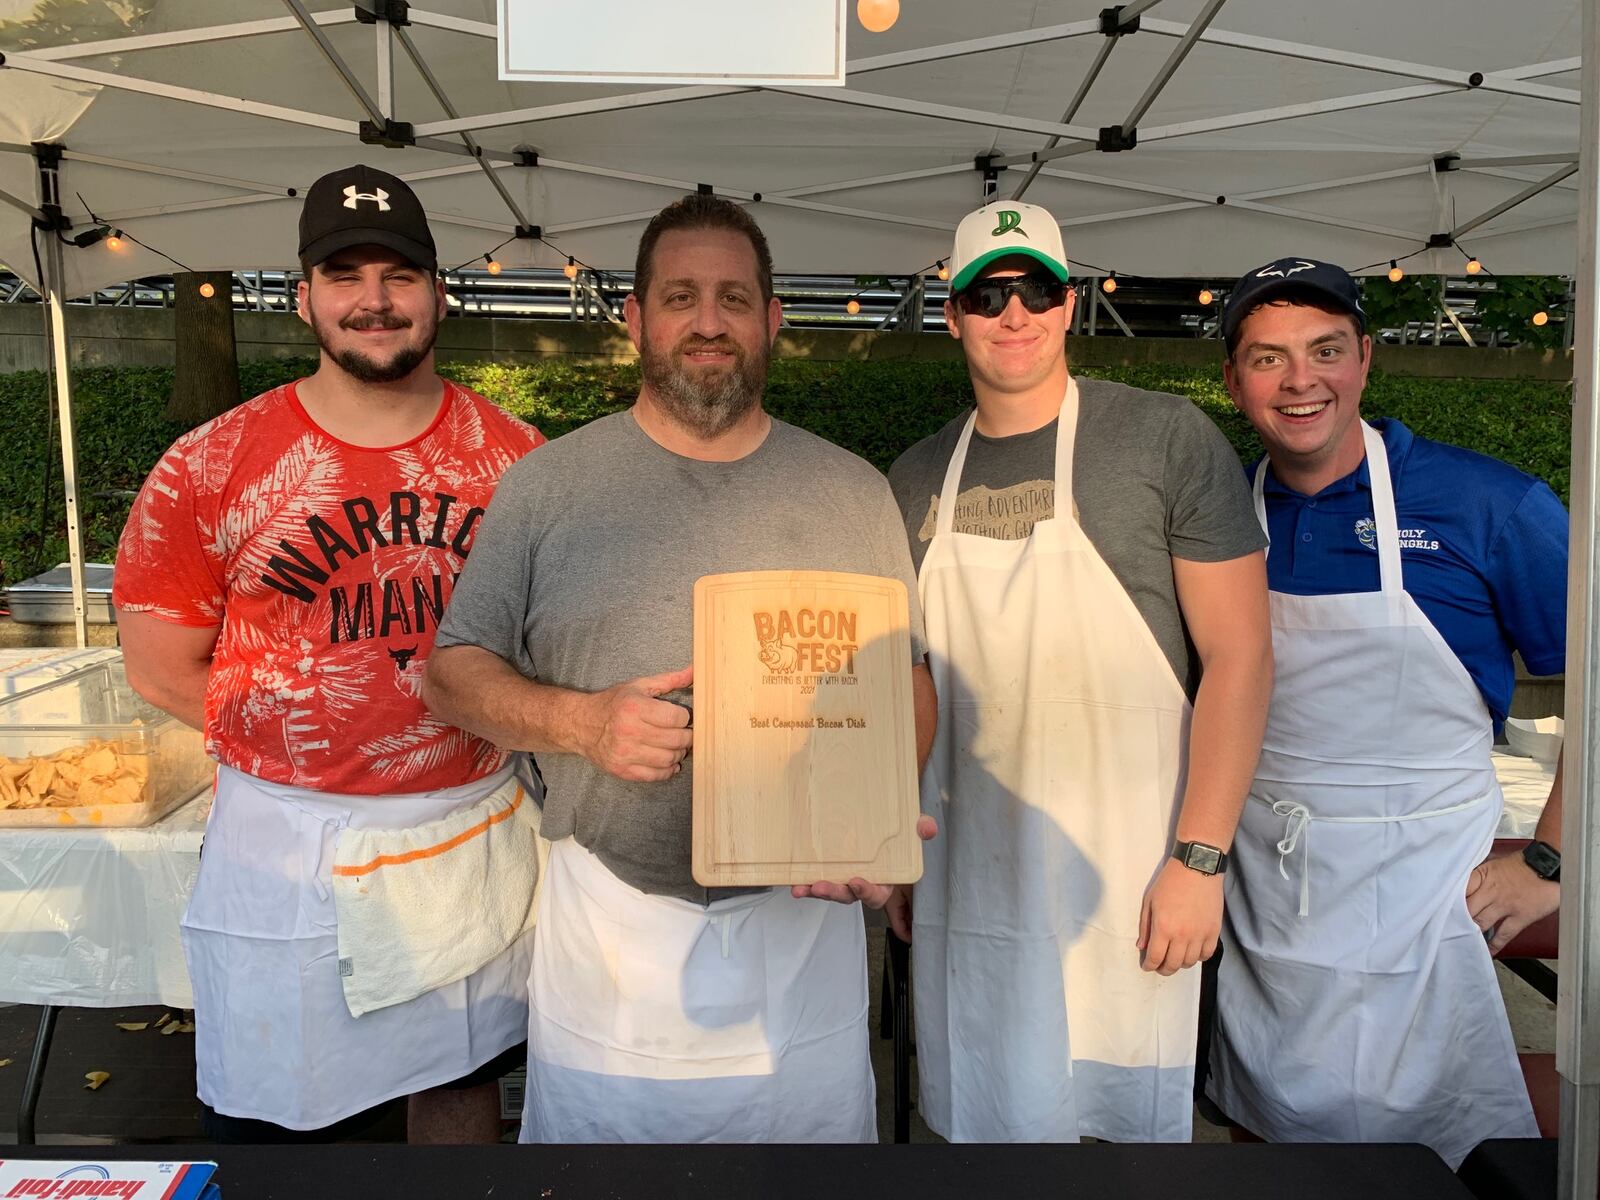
(1172, 840), (1229, 876)
(1523, 840), (1561, 883)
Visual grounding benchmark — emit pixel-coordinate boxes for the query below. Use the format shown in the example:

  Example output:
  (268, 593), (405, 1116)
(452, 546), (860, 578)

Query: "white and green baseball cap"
(948, 201), (1070, 292)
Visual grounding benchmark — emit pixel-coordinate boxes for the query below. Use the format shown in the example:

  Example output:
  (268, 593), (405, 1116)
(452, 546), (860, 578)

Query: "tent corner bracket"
(354, 0), (409, 26)
(1099, 6), (1140, 36)
(1097, 125), (1138, 152)
(360, 118), (415, 147)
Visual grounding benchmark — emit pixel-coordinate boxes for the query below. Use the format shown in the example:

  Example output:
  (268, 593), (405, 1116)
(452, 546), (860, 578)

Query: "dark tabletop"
(11, 1141), (1478, 1200)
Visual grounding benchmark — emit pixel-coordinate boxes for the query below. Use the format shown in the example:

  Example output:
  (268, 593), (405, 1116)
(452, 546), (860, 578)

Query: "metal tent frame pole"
(1561, 0), (1600, 1194)
(34, 153), (89, 648)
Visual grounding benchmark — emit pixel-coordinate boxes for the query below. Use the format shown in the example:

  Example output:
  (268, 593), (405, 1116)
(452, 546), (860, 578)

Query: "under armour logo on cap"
(342, 185), (391, 211)
(991, 209), (1029, 239)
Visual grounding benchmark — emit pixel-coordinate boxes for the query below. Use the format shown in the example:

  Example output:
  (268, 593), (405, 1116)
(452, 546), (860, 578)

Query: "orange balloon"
(858, 0), (899, 33)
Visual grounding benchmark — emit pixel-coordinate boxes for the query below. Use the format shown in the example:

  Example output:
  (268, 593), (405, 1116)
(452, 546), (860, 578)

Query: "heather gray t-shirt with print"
(436, 410), (927, 904)
(887, 377), (1264, 700)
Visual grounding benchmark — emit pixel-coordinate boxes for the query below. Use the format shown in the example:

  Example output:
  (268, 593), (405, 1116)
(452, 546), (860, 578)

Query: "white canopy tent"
(0, 2), (1597, 1192)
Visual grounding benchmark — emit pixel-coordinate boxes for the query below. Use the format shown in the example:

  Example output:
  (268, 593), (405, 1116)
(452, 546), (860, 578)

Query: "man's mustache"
(341, 314), (412, 331)
(677, 336), (740, 356)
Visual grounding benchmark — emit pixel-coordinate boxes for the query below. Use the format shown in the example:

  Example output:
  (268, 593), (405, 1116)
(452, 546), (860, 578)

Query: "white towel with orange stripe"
(331, 774), (547, 1018)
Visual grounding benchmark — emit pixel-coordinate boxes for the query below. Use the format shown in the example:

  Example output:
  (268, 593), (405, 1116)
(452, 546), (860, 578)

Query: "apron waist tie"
(1265, 791), (1497, 918)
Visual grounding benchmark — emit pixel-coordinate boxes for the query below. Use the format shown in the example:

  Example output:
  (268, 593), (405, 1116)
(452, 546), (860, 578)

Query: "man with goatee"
(114, 165), (544, 1143)
(425, 193), (936, 1143)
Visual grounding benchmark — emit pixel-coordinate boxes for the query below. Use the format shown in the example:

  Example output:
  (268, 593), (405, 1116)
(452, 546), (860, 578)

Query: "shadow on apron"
(521, 839), (876, 1144)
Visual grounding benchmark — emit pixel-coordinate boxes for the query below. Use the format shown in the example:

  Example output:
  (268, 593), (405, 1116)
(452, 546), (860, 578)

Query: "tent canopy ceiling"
(0, 0), (1585, 297)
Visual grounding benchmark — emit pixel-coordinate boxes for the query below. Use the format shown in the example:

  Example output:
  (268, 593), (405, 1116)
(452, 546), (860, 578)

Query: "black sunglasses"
(954, 275), (1070, 318)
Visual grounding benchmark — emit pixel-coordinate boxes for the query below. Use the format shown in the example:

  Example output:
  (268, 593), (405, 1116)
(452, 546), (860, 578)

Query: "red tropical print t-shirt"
(114, 380), (544, 795)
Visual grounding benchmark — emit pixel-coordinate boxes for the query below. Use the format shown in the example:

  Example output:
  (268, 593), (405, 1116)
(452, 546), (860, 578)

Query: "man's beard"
(638, 327), (768, 439)
(311, 307), (436, 385)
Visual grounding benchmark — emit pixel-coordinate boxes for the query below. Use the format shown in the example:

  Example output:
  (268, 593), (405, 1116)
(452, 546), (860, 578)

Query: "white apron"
(182, 763), (535, 1130)
(520, 838), (876, 1143)
(1208, 422), (1538, 1168)
(912, 380), (1199, 1144)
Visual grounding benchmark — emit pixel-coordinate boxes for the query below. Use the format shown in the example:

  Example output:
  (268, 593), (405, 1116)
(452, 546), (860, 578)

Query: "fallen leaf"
(175, 1021), (196, 1034)
(84, 1071), (110, 1091)
(115, 1022), (149, 1032)
(0, 1058), (12, 1068)
(161, 1022), (181, 1036)
(153, 1012), (173, 1028)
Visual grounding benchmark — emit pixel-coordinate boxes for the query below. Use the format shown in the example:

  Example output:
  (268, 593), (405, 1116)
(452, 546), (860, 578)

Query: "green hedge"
(0, 356), (1572, 591)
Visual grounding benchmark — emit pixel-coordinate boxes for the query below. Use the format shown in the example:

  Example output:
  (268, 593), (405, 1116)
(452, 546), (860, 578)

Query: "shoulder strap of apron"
(1362, 421), (1404, 594)
(1251, 421), (1402, 593)
(934, 378), (1080, 537)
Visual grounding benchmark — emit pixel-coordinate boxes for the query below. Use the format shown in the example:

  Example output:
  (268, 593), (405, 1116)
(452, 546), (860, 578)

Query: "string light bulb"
(936, 261), (950, 281)
(857, 0), (899, 32)
(1387, 260), (1404, 283)
(1198, 288), (1214, 305)
(1533, 310), (1550, 327)
(1101, 273), (1117, 294)
(563, 257), (578, 280)
(1465, 257), (1482, 275)
(198, 281), (216, 299)
(846, 298), (862, 315)
(105, 231), (125, 251)
(485, 256), (502, 276)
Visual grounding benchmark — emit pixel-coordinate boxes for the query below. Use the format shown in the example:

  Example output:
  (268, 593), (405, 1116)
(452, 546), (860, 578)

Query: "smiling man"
(114, 165), (545, 1144)
(887, 201), (1272, 1143)
(423, 192), (936, 1143)
(1205, 258), (1559, 1166)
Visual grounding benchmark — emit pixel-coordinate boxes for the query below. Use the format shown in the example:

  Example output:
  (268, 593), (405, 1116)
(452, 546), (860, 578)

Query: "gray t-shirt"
(887, 377), (1264, 698)
(437, 410), (927, 904)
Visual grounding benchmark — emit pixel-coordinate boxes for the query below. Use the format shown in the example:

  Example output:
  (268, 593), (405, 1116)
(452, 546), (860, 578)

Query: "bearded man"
(423, 192), (937, 1143)
(114, 165), (545, 1143)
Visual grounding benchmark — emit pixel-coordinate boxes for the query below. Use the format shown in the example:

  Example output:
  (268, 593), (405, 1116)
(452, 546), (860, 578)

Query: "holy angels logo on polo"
(1354, 517), (1440, 551)
(342, 185), (391, 211)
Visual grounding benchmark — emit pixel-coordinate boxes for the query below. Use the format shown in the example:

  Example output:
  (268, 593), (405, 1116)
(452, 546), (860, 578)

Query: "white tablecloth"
(1495, 750), (1557, 840)
(0, 748), (1558, 1014)
(0, 789), (208, 1008)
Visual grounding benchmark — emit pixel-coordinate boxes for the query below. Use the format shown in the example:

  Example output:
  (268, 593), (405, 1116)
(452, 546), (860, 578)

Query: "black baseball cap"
(298, 164), (437, 274)
(1221, 257), (1365, 346)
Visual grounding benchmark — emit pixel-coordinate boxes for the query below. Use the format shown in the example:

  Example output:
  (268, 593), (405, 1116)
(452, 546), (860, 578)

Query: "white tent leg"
(1560, 0), (1600, 1195)
(40, 233), (88, 648)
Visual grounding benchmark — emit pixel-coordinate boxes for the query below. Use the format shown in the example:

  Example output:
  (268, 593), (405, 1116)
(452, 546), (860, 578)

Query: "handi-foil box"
(0, 659), (210, 828)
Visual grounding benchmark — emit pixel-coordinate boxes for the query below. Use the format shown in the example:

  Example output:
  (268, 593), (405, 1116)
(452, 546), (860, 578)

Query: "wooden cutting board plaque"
(692, 570), (922, 888)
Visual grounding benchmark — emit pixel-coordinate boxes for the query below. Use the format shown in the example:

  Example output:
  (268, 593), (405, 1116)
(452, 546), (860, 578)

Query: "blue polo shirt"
(1253, 418), (1568, 726)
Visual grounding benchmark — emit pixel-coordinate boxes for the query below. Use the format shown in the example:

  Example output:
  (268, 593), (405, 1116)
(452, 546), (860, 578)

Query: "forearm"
(124, 658), (208, 731)
(1537, 746), (1564, 848)
(1176, 643), (1273, 849)
(912, 661), (937, 772)
(424, 644), (597, 756)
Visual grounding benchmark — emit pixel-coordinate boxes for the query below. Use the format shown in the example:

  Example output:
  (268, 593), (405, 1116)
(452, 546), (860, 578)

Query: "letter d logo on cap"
(991, 210), (1028, 239)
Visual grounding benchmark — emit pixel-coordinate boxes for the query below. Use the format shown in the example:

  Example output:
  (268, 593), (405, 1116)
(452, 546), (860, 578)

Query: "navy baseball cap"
(1222, 257), (1365, 345)
(298, 165), (437, 274)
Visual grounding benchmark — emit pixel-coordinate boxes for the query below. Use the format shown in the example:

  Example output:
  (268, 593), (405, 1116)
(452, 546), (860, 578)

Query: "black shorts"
(200, 1042), (527, 1144)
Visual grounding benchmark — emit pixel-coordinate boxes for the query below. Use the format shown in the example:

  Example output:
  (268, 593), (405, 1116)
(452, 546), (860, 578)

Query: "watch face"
(1524, 841), (1561, 880)
(1186, 844), (1223, 875)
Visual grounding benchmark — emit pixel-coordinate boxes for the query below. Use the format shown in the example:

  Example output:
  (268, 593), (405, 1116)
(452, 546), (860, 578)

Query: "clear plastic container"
(0, 659), (210, 827)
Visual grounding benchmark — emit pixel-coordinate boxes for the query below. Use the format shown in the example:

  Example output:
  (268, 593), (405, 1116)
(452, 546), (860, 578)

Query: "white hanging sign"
(497, 0), (848, 86)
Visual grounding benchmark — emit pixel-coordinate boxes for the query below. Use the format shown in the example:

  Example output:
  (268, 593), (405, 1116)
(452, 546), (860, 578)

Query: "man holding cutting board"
(425, 193), (935, 1143)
